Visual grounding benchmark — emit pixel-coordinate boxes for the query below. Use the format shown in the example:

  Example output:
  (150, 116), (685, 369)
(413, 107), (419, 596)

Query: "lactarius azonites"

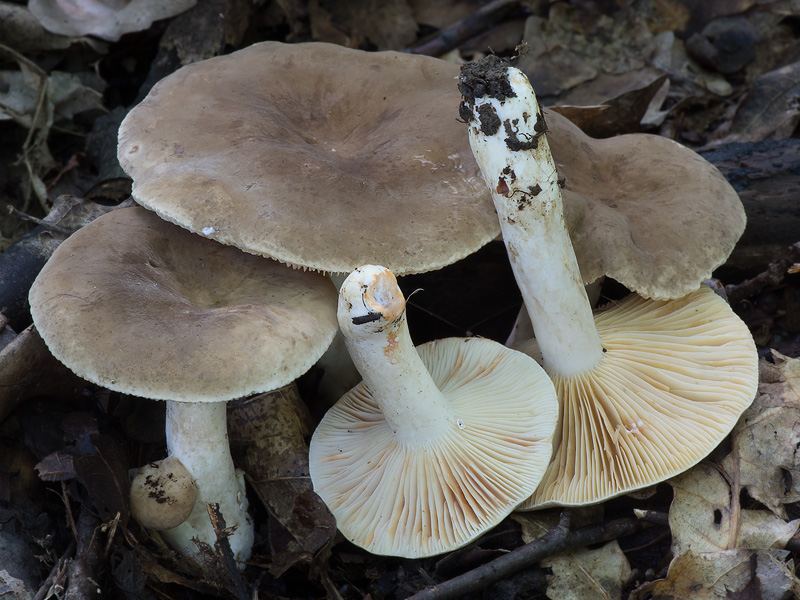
(309, 265), (558, 557)
(458, 56), (758, 508)
(29, 207), (338, 564)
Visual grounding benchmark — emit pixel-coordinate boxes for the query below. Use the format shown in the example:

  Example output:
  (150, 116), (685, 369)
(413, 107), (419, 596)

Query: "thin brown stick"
(725, 242), (800, 306)
(406, 513), (648, 600)
(406, 0), (526, 57)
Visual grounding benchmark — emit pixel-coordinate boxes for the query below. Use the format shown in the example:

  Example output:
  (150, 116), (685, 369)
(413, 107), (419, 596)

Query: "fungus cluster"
(29, 207), (338, 563)
(27, 41), (759, 566)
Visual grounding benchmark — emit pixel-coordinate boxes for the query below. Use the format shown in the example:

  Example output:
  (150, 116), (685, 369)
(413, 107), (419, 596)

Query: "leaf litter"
(2, 0), (800, 598)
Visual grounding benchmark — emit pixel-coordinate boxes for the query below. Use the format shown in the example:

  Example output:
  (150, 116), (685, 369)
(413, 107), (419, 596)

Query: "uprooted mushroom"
(29, 207), (338, 564)
(458, 56), (759, 509)
(309, 265), (559, 557)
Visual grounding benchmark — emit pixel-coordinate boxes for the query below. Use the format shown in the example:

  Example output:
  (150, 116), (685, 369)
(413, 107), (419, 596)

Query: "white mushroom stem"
(160, 401), (254, 565)
(461, 62), (604, 377)
(338, 265), (456, 445)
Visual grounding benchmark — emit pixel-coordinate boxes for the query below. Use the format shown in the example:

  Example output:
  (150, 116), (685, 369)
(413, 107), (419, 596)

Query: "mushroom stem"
(338, 265), (455, 445)
(161, 401), (254, 565)
(459, 60), (604, 377)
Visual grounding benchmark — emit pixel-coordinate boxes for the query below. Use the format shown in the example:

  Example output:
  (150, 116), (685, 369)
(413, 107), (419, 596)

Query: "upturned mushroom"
(309, 265), (559, 557)
(458, 57), (759, 508)
(29, 207), (338, 563)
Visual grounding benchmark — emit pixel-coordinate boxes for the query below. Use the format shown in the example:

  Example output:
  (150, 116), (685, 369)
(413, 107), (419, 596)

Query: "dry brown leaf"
(668, 463), (799, 556)
(519, 5), (655, 101)
(0, 2), (83, 53)
(551, 75), (669, 137)
(227, 384), (336, 576)
(544, 542), (631, 600)
(0, 326), (82, 424)
(309, 0), (417, 50)
(645, 0), (758, 35)
(630, 549), (800, 599)
(721, 59), (800, 143)
(513, 508), (630, 600)
(722, 353), (800, 517)
(28, 0), (197, 42)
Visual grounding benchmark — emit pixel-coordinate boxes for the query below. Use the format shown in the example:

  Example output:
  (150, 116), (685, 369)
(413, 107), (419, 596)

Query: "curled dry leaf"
(28, 0), (197, 42)
(721, 60), (800, 143)
(0, 2), (81, 52)
(630, 549), (800, 600)
(722, 353), (800, 517)
(227, 384), (335, 576)
(668, 463), (800, 556)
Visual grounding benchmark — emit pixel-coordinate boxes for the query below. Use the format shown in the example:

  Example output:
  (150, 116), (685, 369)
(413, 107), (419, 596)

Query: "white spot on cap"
(201, 226), (215, 236)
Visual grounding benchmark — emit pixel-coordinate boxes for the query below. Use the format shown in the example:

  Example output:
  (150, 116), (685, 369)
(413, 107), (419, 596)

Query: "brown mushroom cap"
(517, 285), (758, 509)
(130, 456), (197, 530)
(548, 109), (745, 300)
(309, 336), (558, 558)
(29, 206), (338, 402)
(117, 41), (498, 275)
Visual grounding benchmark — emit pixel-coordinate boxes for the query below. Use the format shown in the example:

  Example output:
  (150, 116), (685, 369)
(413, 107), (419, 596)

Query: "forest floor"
(2, 0), (800, 599)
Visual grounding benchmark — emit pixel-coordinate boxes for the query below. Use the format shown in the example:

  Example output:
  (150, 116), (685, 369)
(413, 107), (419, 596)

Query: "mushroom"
(29, 206), (338, 563)
(308, 265), (559, 557)
(546, 107), (746, 300)
(117, 41), (499, 275)
(130, 456), (197, 531)
(458, 57), (759, 509)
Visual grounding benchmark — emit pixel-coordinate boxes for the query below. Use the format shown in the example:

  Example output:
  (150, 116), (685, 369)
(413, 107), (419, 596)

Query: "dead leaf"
(0, 70), (104, 126)
(551, 75), (669, 137)
(227, 384), (336, 576)
(630, 549), (800, 599)
(722, 59), (800, 143)
(722, 353), (800, 517)
(668, 463), (800, 555)
(309, 0), (417, 50)
(28, 0), (197, 42)
(72, 433), (131, 524)
(35, 451), (76, 481)
(544, 542), (631, 600)
(513, 508), (630, 600)
(0, 326), (82, 424)
(645, 0), (758, 35)
(0, 2), (83, 53)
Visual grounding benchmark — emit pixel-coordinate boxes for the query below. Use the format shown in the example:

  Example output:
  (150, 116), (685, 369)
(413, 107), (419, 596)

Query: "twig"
(33, 542), (74, 600)
(633, 509), (669, 526)
(7, 205), (72, 237)
(406, 512), (648, 600)
(64, 505), (102, 600)
(207, 503), (250, 600)
(406, 0), (527, 57)
(725, 242), (800, 306)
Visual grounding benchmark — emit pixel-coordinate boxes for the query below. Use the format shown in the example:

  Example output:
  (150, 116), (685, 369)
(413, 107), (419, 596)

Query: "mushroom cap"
(117, 41), (498, 275)
(29, 206), (338, 402)
(548, 109), (745, 300)
(309, 336), (559, 558)
(517, 285), (758, 509)
(130, 456), (197, 530)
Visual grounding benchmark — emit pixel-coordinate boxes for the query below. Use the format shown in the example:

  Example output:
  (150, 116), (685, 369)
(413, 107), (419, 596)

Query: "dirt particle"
(458, 55), (516, 102)
(496, 177), (510, 196)
(477, 104), (501, 136)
